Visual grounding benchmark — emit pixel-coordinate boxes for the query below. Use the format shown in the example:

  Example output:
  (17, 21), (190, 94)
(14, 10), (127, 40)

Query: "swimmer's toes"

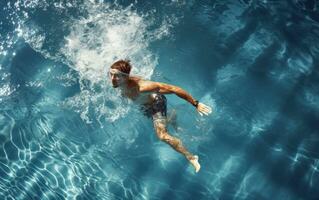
(190, 155), (200, 173)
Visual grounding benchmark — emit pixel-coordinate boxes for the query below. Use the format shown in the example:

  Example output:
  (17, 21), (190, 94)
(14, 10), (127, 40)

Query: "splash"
(8, 0), (178, 123)
(60, 2), (170, 122)
(62, 3), (156, 82)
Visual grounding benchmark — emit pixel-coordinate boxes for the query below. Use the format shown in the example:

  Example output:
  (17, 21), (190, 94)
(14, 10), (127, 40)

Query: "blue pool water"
(1, 0), (319, 199)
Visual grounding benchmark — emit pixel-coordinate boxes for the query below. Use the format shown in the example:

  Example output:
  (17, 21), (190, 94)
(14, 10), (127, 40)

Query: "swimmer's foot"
(188, 155), (200, 173)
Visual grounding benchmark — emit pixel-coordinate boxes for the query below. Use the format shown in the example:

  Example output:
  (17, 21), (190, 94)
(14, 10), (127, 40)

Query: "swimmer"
(108, 60), (212, 173)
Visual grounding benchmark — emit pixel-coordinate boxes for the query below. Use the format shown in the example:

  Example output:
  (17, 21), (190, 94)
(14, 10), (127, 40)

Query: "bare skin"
(109, 69), (212, 172)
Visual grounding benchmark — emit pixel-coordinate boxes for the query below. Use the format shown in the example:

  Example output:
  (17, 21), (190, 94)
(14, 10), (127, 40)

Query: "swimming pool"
(1, 0), (319, 199)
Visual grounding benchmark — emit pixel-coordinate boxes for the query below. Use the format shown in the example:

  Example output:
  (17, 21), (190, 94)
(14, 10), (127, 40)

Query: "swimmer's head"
(109, 59), (131, 88)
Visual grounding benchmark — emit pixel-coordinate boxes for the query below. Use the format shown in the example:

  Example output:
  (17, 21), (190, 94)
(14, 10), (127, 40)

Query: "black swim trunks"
(141, 93), (167, 122)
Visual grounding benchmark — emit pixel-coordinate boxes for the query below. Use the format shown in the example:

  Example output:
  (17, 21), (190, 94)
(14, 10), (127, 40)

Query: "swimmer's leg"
(153, 119), (200, 173)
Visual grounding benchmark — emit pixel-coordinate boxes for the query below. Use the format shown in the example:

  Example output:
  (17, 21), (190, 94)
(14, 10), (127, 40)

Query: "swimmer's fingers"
(202, 104), (212, 114)
(197, 108), (209, 116)
(197, 103), (213, 116)
(201, 109), (210, 116)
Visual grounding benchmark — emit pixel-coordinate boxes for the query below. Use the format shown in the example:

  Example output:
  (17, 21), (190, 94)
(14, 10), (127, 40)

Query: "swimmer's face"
(108, 69), (128, 88)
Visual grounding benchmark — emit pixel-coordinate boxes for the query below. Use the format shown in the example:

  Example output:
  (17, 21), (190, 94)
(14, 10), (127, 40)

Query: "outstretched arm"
(138, 80), (212, 116)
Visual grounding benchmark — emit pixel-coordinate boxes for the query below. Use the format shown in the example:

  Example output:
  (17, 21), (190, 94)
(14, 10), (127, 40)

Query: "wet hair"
(110, 59), (132, 74)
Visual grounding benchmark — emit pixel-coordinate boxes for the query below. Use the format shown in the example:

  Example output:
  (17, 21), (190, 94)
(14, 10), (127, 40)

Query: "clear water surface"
(1, 0), (319, 199)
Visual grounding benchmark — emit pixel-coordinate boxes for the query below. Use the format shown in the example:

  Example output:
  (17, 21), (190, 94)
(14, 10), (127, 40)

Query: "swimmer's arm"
(138, 80), (198, 106)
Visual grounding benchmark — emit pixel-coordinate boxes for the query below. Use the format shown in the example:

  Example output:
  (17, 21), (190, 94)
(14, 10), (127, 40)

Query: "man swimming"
(109, 60), (212, 173)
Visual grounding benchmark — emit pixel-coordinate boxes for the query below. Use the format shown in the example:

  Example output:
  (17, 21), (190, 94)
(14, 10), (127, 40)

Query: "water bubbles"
(58, 2), (174, 122)
(16, 25), (23, 37)
(2, 0), (181, 124)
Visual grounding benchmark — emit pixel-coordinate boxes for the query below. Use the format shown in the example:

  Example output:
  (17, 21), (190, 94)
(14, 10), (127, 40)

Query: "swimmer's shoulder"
(129, 76), (157, 94)
(129, 75), (143, 81)
(128, 76), (146, 91)
(129, 76), (149, 86)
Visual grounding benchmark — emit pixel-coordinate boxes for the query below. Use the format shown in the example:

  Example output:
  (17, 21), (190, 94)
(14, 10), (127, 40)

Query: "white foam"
(59, 3), (177, 122)
(7, 0), (188, 125)
(11, 1), (178, 122)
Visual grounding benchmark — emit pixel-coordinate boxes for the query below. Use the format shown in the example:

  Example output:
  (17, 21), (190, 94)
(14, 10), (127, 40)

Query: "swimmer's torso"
(119, 75), (168, 120)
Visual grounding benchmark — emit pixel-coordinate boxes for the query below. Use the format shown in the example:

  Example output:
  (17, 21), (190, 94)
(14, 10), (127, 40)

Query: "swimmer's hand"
(196, 102), (212, 116)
